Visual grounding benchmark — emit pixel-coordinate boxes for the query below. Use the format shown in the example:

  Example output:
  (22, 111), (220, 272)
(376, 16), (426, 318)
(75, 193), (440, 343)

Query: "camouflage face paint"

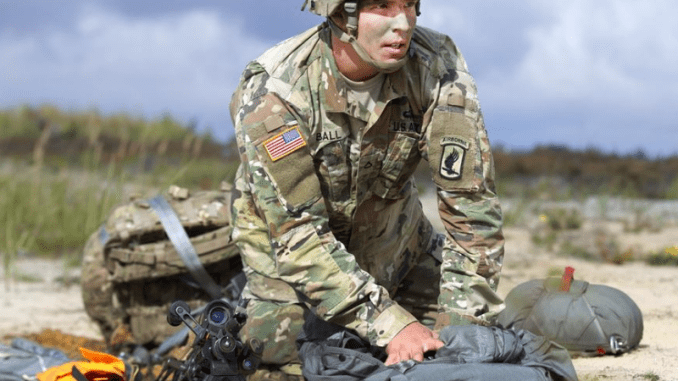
(356, 0), (417, 65)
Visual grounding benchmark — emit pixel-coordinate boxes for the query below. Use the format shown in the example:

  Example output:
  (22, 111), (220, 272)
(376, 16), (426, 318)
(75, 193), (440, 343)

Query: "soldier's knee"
(246, 368), (304, 381)
(241, 300), (306, 365)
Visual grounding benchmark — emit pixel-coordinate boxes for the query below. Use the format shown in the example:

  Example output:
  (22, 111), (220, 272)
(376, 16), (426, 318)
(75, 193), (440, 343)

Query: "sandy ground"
(497, 228), (678, 381)
(2, 198), (678, 380)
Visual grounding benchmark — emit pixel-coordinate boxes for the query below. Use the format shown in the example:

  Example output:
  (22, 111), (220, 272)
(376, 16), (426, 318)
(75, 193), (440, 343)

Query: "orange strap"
(37, 347), (125, 381)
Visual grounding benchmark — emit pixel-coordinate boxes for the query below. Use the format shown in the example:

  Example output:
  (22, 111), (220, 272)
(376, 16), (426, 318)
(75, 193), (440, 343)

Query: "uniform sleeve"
(230, 64), (417, 347)
(422, 42), (505, 327)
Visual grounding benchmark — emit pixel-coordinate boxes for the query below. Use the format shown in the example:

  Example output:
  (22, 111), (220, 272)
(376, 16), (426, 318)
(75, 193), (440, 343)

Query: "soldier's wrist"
(371, 304), (418, 347)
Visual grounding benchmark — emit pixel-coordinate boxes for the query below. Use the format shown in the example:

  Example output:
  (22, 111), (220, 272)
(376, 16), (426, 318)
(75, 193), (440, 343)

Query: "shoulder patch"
(263, 126), (307, 162)
(440, 137), (469, 180)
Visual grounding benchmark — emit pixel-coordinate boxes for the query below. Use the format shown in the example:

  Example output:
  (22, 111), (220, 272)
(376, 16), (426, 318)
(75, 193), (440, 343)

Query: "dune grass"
(2, 104), (677, 282)
(0, 105), (240, 285)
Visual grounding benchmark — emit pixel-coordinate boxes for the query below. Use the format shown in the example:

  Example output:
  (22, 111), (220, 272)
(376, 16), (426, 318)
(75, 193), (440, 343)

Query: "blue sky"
(2, 1), (677, 156)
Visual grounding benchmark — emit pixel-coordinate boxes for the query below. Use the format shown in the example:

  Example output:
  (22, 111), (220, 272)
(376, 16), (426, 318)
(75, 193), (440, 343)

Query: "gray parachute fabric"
(0, 338), (72, 381)
(297, 320), (578, 381)
(496, 267), (643, 355)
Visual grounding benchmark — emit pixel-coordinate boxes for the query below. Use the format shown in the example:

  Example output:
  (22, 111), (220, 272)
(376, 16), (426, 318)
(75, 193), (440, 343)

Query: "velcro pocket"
(427, 106), (483, 192)
(373, 133), (420, 199)
(256, 133), (321, 212)
(241, 93), (322, 213)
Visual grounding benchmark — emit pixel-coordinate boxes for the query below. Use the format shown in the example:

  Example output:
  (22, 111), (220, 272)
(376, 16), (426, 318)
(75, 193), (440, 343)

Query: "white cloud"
(417, 3), (467, 36)
(0, 5), (269, 139)
(2, 1), (677, 154)
(423, 0), (678, 154)
(490, 0), (678, 109)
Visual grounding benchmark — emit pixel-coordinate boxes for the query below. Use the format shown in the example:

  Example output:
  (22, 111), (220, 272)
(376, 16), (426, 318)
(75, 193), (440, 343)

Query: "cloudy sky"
(2, 1), (677, 156)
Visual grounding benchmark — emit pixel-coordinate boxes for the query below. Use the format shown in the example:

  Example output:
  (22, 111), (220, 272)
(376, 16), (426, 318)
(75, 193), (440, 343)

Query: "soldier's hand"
(384, 322), (444, 365)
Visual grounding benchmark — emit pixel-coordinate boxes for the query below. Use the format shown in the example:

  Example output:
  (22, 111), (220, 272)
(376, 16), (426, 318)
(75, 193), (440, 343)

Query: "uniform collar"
(316, 26), (409, 122)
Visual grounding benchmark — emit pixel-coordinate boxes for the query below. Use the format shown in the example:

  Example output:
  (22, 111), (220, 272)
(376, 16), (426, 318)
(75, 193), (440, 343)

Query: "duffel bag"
(496, 266), (643, 355)
(81, 183), (242, 349)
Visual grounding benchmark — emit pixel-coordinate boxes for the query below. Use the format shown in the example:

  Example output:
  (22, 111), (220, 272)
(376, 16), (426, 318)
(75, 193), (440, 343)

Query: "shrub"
(646, 247), (678, 266)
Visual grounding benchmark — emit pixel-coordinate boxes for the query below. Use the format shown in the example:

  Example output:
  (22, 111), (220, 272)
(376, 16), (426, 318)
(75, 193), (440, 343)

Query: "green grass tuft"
(646, 248), (678, 267)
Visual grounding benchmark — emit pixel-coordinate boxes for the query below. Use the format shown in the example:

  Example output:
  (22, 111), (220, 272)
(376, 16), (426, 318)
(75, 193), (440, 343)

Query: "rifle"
(149, 298), (262, 381)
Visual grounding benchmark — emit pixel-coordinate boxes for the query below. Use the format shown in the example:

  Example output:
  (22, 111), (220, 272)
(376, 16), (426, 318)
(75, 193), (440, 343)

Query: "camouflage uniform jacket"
(229, 23), (504, 348)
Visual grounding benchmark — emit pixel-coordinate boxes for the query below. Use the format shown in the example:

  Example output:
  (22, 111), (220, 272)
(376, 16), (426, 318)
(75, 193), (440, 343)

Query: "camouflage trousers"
(240, 256), (442, 381)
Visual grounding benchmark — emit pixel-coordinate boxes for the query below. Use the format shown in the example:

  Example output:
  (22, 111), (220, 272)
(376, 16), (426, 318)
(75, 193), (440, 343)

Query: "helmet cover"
(301, 0), (346, 17)
(302, 0), (421, 17)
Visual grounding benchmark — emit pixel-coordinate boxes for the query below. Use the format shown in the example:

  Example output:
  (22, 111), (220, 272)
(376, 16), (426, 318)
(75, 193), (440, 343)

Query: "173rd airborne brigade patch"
(264, 125), (307, 162)
(440, 136), (469, 180)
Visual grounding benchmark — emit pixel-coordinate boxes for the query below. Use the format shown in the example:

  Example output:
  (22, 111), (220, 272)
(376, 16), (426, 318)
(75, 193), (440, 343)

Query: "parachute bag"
(81, 183), (243, 350)
(496, 267), (643, 355)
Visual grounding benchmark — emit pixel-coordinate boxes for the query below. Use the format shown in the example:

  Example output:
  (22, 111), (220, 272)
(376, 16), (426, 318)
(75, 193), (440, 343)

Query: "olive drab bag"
(496, 267), (643, 355)
(81, 183), (242, 349)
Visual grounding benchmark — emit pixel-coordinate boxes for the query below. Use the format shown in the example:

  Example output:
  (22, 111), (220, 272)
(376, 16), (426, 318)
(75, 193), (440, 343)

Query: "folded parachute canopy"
(496, 266), (643, 355)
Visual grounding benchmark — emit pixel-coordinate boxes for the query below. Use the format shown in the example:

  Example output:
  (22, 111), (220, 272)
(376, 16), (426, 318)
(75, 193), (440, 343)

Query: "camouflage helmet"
(301, 0), (421, 18)
(300, 0), (346, 17)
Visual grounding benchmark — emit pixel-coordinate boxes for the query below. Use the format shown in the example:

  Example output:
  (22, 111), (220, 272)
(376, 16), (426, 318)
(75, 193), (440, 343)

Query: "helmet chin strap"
(327, 3), (409, 74)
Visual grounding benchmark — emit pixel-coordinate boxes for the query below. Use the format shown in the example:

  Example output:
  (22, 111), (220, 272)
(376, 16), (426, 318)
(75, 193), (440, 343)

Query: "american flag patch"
(263, 126), (306, 162)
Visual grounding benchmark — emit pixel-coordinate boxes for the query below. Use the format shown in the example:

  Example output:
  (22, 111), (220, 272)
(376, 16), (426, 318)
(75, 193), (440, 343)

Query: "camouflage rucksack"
(81, 183), (242, 349)
(496, 267), (643, 355)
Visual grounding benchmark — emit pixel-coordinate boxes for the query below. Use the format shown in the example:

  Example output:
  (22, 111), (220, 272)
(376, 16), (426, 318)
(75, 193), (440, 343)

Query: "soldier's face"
(357, 0), (417, 65)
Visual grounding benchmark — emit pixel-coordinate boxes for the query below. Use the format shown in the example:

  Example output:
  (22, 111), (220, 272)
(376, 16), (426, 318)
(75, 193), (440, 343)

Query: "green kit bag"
(496, 267), (643, 355)
(81, 183), (243, 349)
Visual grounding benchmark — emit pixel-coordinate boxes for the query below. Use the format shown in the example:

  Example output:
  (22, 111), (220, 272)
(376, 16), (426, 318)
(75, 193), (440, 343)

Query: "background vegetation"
(1, 104), (677, 279)
(493, 145), (678, 200)
(0, 105), (239, 283)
